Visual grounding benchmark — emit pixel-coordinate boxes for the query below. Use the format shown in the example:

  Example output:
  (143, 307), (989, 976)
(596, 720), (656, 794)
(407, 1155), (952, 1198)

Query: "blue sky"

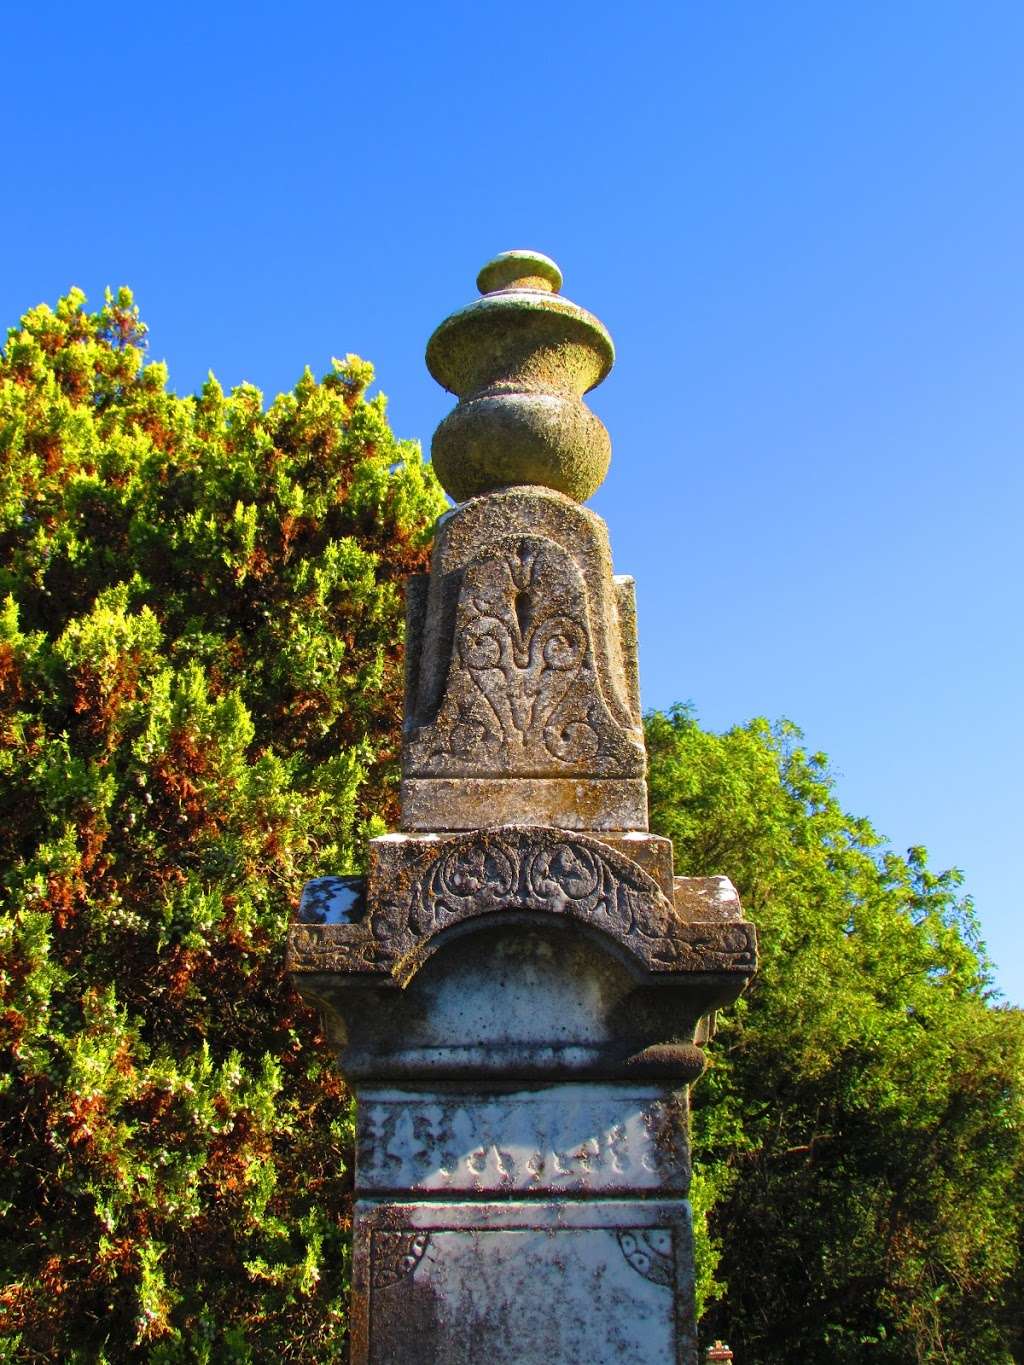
(3, 1), (1021, 1001)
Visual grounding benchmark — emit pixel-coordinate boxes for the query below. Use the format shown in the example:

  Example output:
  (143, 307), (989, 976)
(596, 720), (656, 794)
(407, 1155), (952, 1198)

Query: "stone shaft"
(287, 252), (756, 1364)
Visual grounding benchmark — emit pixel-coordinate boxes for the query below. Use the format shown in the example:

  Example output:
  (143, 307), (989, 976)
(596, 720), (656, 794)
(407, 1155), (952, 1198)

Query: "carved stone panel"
(356, 1083), (689, 1196)
(285, 827), (758, 984)
(403, 489), (646, 792)
(351, 1199), (697, 1365)
(405, 533), (644, 778)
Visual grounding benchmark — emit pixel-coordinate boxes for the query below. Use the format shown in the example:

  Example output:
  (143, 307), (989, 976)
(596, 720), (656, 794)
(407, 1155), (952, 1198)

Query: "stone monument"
(287, 250), (757, 1363)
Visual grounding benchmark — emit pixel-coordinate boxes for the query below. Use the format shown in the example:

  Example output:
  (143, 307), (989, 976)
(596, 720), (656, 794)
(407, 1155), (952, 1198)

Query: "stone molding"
(287, 826), (756, 985)
(398, 777), (649, 832)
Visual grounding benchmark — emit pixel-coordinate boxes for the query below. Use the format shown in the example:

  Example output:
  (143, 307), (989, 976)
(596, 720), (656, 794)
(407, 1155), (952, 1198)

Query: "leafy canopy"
(0, 288), (445, 1360)
(1, 287), (1020, 1364)
(647, 706), (1023, 1364)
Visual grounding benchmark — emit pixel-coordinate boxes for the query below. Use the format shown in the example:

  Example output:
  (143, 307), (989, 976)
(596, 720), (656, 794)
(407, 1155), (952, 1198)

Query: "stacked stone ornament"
(288, 251), (757, 1364)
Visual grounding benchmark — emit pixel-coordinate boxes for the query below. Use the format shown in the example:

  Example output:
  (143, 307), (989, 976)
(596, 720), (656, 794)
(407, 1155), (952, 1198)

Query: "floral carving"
(404, 536), (643, 777)
(408, 832), (661, 947)
(528, 842), (601, 902)
(437, 843), (516, 901)
(287, 830), (758, 982)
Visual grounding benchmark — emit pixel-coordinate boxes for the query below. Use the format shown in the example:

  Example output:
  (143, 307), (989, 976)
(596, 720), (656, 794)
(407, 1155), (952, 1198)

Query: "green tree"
(3, 287), (1020, 1365)
(647, 705), (1024, 1364)
(0, 288), (445, 1360)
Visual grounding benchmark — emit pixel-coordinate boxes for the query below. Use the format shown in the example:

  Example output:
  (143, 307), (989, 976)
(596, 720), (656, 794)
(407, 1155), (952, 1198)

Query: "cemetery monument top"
(288, 247), (757, 1364)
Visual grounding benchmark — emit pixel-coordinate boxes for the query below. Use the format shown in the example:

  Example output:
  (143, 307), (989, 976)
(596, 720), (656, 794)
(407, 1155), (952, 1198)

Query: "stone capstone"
(288, 827), (757, 988)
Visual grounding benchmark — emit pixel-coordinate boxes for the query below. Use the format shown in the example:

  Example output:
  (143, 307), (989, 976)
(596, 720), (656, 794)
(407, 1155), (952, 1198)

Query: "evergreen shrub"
(0, 288), (445, 1360)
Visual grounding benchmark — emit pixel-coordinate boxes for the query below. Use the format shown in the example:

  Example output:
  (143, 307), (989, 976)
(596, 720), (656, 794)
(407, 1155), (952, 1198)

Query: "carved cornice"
(287, 827), (756, 986)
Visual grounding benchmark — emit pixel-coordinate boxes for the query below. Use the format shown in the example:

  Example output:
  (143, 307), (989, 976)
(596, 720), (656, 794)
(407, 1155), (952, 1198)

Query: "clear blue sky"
(3, 2), (1021, 1001)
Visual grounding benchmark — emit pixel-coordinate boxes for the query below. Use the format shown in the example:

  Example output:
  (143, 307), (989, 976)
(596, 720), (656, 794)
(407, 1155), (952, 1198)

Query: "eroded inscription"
(356, 1085), (689, 1195)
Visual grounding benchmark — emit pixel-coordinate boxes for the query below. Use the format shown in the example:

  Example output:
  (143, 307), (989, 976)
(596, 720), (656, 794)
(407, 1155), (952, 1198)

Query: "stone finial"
(476, 249), (563, 295)
(426, 250), (615, 503)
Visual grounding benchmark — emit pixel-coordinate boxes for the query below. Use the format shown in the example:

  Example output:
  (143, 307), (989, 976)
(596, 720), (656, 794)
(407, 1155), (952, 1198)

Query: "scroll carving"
(404, 536), (644, 778)
(286, 828), (758, 981)
(370, 1231), (430, 1288)
(616, 1229), (674, 1287)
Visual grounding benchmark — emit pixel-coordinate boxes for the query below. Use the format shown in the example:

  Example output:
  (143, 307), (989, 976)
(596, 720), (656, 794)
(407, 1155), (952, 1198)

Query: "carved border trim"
(616, 1229), (674, 1287)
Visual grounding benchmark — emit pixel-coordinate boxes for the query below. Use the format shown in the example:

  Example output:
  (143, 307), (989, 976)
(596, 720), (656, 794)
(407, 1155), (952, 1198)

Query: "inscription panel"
(352, 1200), (697, 1365)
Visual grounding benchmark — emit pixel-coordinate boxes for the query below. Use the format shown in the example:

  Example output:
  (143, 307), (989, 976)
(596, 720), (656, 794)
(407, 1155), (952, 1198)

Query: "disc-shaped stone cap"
(476, 249), (563, 294)
(428, 250), (614, 397)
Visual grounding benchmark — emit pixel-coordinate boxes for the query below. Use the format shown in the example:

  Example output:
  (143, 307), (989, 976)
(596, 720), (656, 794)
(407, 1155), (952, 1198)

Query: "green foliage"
(0, 289), (445, 1359)
(647, 705), (1024, 1363)
(3, 285), (1019, 1363)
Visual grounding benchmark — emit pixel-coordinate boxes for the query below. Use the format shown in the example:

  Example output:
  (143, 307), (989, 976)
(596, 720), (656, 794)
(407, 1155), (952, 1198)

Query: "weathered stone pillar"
(287, 251), (756, 1364)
